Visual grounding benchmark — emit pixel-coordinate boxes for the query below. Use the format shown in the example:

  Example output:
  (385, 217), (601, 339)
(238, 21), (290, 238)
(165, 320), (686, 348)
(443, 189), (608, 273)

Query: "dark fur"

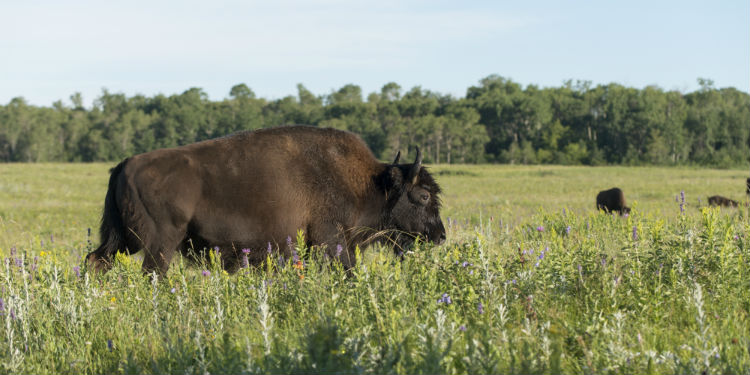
(746, 178), (749, 195)
(708, 195), (739, 208)
(596, 187), (631, 215)
(86, 125), (446, 276)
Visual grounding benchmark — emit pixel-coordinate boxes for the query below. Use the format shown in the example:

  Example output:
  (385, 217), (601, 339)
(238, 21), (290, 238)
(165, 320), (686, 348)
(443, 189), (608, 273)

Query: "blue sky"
(1, 0), (747, 107)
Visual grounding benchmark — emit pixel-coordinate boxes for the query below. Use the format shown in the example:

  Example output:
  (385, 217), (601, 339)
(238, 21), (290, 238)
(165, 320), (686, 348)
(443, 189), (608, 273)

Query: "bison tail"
(86, 159), (129, 273)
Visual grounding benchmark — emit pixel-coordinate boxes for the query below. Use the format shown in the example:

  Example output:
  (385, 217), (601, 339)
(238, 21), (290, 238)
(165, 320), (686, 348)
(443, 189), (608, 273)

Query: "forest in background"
(0, 75), (748, 167)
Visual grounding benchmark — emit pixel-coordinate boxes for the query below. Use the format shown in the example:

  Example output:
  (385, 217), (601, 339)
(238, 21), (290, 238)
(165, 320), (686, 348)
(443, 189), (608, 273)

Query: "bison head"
(379, 147), (446, 250)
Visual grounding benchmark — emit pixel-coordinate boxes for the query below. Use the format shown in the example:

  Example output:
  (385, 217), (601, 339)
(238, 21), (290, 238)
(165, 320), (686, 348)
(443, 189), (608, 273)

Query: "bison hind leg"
(140, 226), (189, 278)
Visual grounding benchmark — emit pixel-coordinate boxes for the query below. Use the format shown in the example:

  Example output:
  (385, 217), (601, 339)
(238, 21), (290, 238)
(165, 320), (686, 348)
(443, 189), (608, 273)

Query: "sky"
(1, 0), (748, 107)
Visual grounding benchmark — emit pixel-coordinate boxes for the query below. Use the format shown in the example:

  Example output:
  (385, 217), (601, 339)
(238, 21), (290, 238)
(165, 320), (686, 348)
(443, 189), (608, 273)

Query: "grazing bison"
(86, 125), (446, 276)
(708, 195), (739, 208)
(746, 178), (750, 195)
(596, 187), (631, 215)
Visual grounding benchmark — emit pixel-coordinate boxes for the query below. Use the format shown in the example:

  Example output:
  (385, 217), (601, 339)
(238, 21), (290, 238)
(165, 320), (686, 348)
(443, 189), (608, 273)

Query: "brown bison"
(746, 178), (749, 195)
(86, 125), (446, 276)
(596, 187), (631, 215)
(708, 195), (739, 208)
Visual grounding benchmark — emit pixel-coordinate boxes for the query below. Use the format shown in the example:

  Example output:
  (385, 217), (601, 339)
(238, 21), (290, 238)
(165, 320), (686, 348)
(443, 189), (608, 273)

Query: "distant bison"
(746, 178), (750, 195)
(596, 187), (631, 215)
(86, 125), (446, 276)
(708, 195), (739, 208)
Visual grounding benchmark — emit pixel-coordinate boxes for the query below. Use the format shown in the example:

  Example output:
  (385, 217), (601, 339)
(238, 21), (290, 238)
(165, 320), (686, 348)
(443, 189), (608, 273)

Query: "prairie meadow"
(0, 163), (748, 374)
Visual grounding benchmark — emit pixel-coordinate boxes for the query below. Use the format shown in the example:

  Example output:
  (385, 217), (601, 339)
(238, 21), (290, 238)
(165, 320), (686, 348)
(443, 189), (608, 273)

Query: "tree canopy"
(0, 77), (747, 167)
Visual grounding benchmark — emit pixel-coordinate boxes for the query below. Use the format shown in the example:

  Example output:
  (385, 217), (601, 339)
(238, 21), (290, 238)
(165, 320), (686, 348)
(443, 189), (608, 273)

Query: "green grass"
(0, 163), (749, 374)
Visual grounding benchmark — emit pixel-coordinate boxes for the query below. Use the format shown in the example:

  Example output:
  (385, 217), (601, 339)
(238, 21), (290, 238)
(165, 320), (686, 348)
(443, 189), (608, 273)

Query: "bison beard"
(85, 125), (446, 277)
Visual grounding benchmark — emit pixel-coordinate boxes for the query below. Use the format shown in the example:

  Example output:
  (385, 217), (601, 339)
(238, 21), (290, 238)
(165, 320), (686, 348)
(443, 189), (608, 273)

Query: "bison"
(708, 195), (739, 208)
(746, 178), (749, 195)
(86, 125), (446, 276)
(596, 187), (631, 215)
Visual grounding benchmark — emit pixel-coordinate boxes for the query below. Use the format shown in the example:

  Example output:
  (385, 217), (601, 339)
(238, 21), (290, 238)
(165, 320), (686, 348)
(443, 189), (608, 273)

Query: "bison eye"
(419, 193), (430, 203)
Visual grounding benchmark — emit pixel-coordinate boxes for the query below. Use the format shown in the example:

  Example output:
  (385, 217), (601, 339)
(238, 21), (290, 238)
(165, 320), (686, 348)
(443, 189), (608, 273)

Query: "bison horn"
(409, 147), (422, 184)
(392, 151), (401, 165)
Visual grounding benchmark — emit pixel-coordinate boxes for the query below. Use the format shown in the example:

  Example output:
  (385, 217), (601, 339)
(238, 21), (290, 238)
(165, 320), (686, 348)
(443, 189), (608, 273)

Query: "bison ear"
(391, 151), (401, 165)
(388, 165), (404, 188)
(408, 147), (423, 185)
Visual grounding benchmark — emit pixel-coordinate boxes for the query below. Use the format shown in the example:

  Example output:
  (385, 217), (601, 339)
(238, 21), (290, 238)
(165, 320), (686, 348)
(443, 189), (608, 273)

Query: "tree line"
(0, 76), (748, 167)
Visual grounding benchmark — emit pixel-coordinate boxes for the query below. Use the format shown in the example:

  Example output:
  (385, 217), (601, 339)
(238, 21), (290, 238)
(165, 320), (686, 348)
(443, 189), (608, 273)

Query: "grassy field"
(0, 163), (749, 374)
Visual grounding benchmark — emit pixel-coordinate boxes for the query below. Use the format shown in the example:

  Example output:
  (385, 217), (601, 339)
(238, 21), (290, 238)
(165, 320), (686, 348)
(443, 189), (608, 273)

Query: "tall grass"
(0, 163), (748, 374)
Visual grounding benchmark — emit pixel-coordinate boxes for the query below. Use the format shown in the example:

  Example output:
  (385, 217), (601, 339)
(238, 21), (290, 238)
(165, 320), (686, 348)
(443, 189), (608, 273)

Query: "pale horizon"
(1, 0), (747, 107)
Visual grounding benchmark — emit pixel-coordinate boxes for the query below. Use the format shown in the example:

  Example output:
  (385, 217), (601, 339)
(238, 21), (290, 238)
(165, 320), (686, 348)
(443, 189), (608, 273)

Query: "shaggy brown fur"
(708, 195), (739, 208)
(86, 125), (445, 276)
(596, 187), (631, 215)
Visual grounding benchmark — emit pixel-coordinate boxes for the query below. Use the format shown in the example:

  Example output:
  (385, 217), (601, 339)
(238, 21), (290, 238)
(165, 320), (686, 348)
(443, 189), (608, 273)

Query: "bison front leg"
(309, 222), (359, 269)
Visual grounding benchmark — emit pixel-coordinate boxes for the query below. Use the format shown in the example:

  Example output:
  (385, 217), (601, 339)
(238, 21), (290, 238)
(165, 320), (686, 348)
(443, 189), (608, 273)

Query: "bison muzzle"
(86, 125), (446, 276)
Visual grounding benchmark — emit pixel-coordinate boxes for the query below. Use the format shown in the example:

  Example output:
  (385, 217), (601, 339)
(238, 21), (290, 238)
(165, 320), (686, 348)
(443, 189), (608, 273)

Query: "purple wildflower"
(107, 339), (113, 351)
(10, 246), (15, 257)
(477, 302), (484, 314)
(459, 325), (467, 332)
(437, 293), (452, 304)
(170, 287), (176, 294)
(566, 226), (571, 235)
(536, 225), (544, 232)
(578, 264), (582, 273)
(461, 261), (470, 268)
(14, 258), (22, 268)
(512, 279), (517, 285)
(734, 235), (739, 240)
(9, 309), (15, 320)
(534, 261), (540, 267)
(562, 208), (566, 216)
(50, 234), (54, 243)
(680, 190), (685, 203)
(336, 244), (343, 257)
(73, 266), (80, 278)
(202, 270), (210, 277)
(286, 236), (293, 250)
(469, 270), (473, 275)
(601, 258), (606, 267)
(0, 297), (4, 313)
(267, 242), (272, 254)
(242, 248), (251, 255)
(632, 226), (638, 241)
